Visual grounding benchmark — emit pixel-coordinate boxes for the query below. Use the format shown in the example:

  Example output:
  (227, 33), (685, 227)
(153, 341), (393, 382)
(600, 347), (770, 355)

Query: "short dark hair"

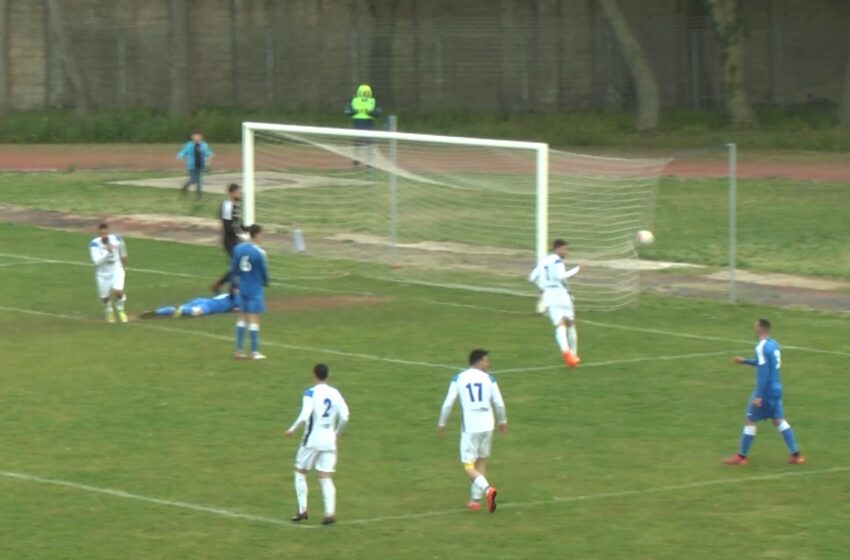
(757, 318), (771, 331)
(247, 224), (262, 238)
(98, 222), (109, 230)
(552, 239), (568, 249)
(314, 363), (329, 380)
(468, 349), (489, 366)
(228, 183), (240, 194)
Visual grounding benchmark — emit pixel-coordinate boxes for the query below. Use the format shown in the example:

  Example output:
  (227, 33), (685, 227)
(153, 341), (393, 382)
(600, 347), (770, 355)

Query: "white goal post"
(241, 121), (666, 310)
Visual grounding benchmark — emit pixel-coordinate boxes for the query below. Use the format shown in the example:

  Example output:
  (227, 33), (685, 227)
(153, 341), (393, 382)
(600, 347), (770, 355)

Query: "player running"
(231, 224), (268, 360)
(437, 349), (507, 513)
(140, 290), (240, 318)
(89, 222), (129, 323)
(528, 239), (582, 367)
(285, 363), (350, 526)
(724, 318), (805, 466)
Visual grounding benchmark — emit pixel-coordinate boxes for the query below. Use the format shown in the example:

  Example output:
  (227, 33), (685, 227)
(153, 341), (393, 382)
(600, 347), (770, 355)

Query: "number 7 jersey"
(288, 384), (350, 451)
(438, 368), (507, 434)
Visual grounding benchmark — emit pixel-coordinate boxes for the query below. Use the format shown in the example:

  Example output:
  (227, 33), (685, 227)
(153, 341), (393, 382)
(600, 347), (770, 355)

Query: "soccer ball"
(635, 230), (655, 245)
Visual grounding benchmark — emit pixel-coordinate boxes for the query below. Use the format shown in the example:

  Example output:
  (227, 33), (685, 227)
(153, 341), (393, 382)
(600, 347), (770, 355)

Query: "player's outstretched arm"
(734, 355), (758, 366)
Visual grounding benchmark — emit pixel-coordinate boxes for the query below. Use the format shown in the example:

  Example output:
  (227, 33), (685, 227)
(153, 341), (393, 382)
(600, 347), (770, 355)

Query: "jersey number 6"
(239, 255), (252, 272)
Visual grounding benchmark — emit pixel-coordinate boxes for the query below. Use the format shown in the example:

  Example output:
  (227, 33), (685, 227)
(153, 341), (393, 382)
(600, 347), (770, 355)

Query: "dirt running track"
(0, 144), (849, 181)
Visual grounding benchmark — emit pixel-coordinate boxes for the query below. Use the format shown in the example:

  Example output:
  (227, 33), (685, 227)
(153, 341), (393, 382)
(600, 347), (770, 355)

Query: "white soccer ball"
(635, 230), (655, 245)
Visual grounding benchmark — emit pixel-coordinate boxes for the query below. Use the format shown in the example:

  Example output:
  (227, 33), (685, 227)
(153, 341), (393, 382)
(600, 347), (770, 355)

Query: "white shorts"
(460, 431), (493, 464)
(547, 302), (574, 325)
(295, 446), (337, 473)
(95, 269), (125, 299)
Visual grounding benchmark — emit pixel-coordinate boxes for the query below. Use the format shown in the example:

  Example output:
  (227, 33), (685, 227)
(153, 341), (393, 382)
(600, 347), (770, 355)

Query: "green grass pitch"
(1, 222), (849, 559)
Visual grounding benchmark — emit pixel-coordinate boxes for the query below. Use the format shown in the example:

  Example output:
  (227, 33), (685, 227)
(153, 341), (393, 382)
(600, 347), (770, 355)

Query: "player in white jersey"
(437, 349), (507, 513)
(528, 239), (582, 367)
(285, 363), (350, 525)
(88, 223), (129, 323)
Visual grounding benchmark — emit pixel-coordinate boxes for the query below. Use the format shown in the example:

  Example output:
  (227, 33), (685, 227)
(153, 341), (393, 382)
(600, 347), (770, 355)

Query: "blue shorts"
(240, 295), (265, 314)
(746, 398), (784, 422)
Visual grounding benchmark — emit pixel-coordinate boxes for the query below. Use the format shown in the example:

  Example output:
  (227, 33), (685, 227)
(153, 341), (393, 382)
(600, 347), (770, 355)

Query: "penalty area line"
(0, 470), (314, 530)
(338, 466), (850, 526)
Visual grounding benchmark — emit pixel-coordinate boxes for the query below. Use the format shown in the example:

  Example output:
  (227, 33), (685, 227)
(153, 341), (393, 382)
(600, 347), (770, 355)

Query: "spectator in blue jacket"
(177, 131), (213, 199)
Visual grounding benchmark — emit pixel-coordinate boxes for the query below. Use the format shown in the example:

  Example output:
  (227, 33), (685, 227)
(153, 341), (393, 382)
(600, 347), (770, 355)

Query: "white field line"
(1, 252), (848, 358)
(0, 305), (739, 375)
(4, 466), (846, 529)
(0, 470), (314, 530)
(338, 466), (850, 525)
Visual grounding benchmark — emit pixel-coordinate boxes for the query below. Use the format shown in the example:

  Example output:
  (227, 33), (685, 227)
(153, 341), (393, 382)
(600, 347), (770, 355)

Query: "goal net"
(243, 122), (668, 310)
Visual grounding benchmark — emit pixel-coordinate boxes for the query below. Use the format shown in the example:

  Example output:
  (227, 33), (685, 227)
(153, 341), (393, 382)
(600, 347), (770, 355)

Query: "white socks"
(103, 300), (113, 313)
(115, 295), (126, 311)
(472, 475), (489, 493)
(294, 471), (308, 514)
(567, 325), (578, 355)
(470, 481), (484, 501)
(555, 325), (569, 353)
(319, 477), (336, 517)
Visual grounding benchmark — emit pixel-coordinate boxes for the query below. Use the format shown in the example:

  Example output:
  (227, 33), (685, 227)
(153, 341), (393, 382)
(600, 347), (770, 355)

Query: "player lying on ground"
(89, 222), (129, 323)
(286, 363), (350, 526)
(437, 349), (506, 513)
(528, 239), (582, 367)
(139, 291), (241, 318)
(231, 224), (269, 360)
(724, 318), (805, 466)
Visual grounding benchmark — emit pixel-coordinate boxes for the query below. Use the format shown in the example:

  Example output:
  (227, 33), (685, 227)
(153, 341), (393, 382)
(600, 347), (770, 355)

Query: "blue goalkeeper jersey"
(745, 337), (783, 400)
(231, 242), (268, 298)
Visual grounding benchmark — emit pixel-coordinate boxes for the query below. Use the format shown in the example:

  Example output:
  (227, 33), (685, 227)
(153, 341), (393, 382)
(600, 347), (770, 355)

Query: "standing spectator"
(177, 131), (213, 199)
(344, 84), (381, 166)
(211, 183), (243, 293)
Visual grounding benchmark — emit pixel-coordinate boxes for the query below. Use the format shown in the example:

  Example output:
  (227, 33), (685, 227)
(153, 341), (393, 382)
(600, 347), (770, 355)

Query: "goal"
(242, 122), (668, 310)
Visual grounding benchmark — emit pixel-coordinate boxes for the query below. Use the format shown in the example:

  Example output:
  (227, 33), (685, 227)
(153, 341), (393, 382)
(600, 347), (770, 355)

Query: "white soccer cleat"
(250, 352), (267, 360)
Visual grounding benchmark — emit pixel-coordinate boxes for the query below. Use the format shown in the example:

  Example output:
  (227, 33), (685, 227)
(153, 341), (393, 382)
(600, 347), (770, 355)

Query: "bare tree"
(0, 0), (8, 114)
(839, 19), (850, 127)
(708, 0), (756, 127)
(46, 0), (88, 116)
(598, 0), (659, 131)
(169, 0), (190, 116)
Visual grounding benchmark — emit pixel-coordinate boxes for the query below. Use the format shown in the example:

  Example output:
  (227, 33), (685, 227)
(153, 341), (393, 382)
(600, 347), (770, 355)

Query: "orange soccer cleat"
(723, 454), (749, 466)
(563, 352), (580, 368)
(788, 453), (806, 465)
(466, 501), (482, 512)
(485, 487), (498, 513)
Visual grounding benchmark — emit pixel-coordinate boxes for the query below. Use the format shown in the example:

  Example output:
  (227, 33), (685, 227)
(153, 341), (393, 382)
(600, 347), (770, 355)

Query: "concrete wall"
(0, 0), (845, 113)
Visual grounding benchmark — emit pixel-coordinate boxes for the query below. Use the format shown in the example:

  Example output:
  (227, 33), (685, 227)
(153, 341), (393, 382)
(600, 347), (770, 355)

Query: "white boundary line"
(4, 466), (844, 529)
(0, 304), (740, 374)
(1, 252), (848, 358)
(0, 470), (314, 530)
(337, 466), (850, 525)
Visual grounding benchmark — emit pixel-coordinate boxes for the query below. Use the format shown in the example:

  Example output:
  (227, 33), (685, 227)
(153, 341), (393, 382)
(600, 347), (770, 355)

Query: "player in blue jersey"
(231, 224), (269, 360)
(140, 290), (240, 318)
(724, 318), (805, 465)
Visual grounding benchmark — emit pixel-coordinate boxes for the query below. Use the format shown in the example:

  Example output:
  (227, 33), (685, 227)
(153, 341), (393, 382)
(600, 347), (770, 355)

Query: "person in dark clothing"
(211, 183), (244, 293)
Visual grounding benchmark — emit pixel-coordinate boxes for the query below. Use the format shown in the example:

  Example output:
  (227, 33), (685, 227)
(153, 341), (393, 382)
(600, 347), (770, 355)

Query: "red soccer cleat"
(485, 487), (498, 513)
(563, 352), (580, 368)
(466, 501), (481, 512)
(723, 454), (749, 465)
(788, 453), (806, 465)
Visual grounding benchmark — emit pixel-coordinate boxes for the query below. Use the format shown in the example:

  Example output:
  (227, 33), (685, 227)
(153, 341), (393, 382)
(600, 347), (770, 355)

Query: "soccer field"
(1, 223), (849, 559)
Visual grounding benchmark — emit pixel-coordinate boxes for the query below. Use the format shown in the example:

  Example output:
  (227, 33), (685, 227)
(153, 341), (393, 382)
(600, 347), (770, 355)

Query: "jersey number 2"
(465, 383), (483, 402)
(321, 398), (332, 417)
(239, 255), (252, 272)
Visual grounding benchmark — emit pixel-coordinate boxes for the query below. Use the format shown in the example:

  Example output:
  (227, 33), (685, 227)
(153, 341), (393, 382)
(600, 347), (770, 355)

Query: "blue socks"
(235, 321), (246, 351)
(249, 324), (259, 353)
(739, 425), (757, 457)
(777, 421), (799, 454)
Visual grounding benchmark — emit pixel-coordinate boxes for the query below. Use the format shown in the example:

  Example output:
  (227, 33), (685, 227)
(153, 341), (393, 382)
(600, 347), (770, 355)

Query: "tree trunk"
(839, 21), (850, 126)
(368, 0), (399, 110)
(598, 0), (659, 131)
(169, 0), (190, 116)
(0, 0), (8, 114)
(46, 0), (88, 117)
(709, 0), (756, 127)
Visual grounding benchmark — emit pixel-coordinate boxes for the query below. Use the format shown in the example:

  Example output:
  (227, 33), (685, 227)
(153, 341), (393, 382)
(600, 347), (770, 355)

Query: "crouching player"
(140, 290), (240, 318)
(231, 224), (268, 360)
(89, 222), (129, 323)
